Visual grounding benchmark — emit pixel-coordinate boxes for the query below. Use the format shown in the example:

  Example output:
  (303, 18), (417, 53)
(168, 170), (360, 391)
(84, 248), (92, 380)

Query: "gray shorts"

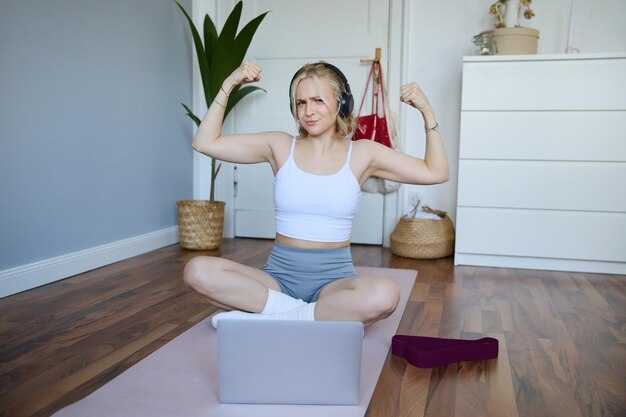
(263, 242), (358, 303)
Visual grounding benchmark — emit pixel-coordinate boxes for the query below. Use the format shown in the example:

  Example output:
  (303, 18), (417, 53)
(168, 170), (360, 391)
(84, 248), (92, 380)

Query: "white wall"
(400, 0), (626, 223)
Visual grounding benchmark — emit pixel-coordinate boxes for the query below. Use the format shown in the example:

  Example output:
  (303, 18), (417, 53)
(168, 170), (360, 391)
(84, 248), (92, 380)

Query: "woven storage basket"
(177, 200), (225, 250)
(390, 206), (455, 259)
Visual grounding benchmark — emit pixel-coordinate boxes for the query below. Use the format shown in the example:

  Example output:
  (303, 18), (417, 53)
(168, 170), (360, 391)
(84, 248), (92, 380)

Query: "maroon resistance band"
(391, 335), (499, 368)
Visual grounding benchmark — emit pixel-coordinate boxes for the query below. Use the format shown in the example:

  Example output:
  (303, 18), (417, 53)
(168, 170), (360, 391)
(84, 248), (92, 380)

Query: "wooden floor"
(0, 238), (624, 417)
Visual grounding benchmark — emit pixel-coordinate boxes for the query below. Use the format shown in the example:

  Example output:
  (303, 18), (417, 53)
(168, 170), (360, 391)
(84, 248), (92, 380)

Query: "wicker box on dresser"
(454, 53), (626, 274)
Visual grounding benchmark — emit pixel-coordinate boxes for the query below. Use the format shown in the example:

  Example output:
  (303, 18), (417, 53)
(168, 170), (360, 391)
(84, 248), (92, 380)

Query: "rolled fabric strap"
(391, 335), (499, 368)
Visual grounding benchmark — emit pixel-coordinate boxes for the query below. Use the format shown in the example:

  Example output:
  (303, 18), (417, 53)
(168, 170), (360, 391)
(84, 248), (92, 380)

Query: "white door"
(230, 0), (390, 244)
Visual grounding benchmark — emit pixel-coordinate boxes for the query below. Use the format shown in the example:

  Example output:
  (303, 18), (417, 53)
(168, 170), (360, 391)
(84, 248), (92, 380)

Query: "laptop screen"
(217, 319), (364, 405)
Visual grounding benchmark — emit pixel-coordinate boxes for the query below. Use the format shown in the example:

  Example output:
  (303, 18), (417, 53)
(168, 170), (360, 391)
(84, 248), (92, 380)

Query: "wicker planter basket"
(390, 207), (455, 259)
(176, 200), (225, 250)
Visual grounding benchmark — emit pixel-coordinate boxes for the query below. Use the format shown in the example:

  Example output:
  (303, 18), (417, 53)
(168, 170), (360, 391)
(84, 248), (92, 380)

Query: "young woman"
(184, 61), (449, 328)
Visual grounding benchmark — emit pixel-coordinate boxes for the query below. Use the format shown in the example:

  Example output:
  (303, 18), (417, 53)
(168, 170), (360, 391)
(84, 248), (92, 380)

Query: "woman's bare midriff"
(275, 233), (350, 249)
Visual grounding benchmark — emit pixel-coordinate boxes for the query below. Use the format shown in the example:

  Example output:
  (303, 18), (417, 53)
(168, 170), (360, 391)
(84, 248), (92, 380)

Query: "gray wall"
(0, 0), (193, 270)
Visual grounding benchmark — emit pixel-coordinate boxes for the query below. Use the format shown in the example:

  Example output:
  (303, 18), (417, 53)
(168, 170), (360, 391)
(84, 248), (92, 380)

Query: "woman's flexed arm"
(363, 81), (450, 185)
(400, 82), (449, 183)
(191, 62), (274, 165)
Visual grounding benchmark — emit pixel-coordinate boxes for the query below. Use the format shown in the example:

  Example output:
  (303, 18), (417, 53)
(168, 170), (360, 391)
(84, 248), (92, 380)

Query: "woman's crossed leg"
(183, 256), (400, 327)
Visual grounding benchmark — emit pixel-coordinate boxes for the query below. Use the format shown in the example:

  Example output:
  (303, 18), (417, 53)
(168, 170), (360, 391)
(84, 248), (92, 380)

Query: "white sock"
(261, 289), (307, 315)
(212, 302), (316, 329)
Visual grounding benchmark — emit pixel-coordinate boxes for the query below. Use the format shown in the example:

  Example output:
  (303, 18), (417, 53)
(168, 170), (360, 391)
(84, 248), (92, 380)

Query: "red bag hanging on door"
(353, 60), (392, 148)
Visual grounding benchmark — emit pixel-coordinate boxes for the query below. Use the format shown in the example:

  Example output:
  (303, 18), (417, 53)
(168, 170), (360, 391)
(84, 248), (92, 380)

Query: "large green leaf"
(176, 1), (212, 106)
(203, 14), (218, 71)
(231, 12), (269, 68)
(210, 1), (243, 99)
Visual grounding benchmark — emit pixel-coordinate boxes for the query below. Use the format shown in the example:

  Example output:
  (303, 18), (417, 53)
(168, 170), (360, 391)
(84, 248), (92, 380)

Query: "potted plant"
(488, 0), (539, 55)
(490, 0), (535, 28)
(176, 1), (267, 250)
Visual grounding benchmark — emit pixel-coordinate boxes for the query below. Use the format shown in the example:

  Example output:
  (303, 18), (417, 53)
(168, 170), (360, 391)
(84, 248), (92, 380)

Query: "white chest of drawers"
(455, 53), (626, 274)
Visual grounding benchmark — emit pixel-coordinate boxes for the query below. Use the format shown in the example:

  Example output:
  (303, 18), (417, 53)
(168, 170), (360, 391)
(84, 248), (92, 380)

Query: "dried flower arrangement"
(489, 0), (535, 28)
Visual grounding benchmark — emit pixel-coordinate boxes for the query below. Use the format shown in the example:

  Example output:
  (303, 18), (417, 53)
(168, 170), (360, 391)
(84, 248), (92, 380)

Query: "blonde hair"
(289, 62), (357, 139)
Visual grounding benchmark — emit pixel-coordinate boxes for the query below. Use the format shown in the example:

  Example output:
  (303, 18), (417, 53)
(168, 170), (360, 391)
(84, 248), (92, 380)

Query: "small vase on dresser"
(503, 0), (521, 27)
(490, 0), (539, 55)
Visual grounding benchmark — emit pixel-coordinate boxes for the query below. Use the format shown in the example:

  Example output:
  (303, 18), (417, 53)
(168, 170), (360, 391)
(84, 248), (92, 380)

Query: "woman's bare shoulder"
(266, 131), (294, 167)
(352, 138), (387, 149)
(265, 131), (293, 149)
(249, 131), (291, 150)
(350, 138), (400, 172)
(351, 138), (379, 157)
(255, 130), (292, 142)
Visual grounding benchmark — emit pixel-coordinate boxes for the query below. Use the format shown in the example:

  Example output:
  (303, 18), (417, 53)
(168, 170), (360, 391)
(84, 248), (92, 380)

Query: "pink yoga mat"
(52, 267), (417, 417)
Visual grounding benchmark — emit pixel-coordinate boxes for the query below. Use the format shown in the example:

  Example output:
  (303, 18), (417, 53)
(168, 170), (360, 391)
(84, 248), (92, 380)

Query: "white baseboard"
(454, 253), (626, 275)
(0, 227), (179, 299)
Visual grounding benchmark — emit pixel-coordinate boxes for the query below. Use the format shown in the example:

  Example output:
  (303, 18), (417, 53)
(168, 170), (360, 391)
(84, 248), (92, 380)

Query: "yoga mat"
(53, 267), (417, 417)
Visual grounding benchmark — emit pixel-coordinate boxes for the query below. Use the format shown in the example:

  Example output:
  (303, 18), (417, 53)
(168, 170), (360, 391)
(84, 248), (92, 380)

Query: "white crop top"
(274, 137), (362, 242)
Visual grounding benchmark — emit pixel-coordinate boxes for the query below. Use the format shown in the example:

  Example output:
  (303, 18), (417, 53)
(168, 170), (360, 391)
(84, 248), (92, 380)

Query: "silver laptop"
(217, 319), (364, 405)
